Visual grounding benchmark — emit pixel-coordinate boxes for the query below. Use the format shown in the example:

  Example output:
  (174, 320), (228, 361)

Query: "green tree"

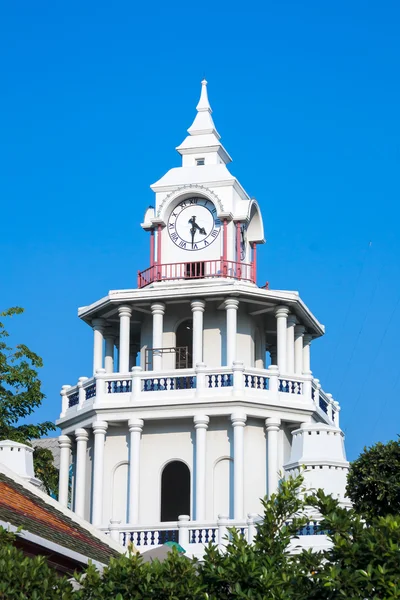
(0, 307), (57, 495)
(1, 473), (400, 599)
(347, 438), (400, 519)
(0, 527), (73, 599)
(307, 490), (400, 599)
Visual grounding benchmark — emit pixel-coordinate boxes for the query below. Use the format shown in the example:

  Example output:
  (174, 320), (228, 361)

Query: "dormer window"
(196, 158), (205, 166)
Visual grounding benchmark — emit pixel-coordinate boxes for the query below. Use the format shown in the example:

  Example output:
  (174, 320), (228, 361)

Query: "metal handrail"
(137, 258), (254, 288)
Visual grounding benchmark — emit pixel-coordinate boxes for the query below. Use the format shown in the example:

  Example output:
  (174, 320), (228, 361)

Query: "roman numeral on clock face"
(167, 197), (221, 250)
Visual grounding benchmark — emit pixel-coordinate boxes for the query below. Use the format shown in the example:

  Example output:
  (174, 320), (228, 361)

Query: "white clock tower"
(57, 81), (349, 557)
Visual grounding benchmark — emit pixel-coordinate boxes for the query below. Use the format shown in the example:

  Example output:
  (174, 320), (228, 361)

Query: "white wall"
(139, 303), (264, 371)
(102, 426), (129, 525)
(203, 308), (224, 368)
(244, 418), (267, 516)
(139, 419), (194, 523)
(93, 415), (298, 526)
(206, 417), (233, 519)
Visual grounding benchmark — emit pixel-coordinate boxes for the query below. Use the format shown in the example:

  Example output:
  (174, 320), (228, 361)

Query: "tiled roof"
(0, 468), (122, 565)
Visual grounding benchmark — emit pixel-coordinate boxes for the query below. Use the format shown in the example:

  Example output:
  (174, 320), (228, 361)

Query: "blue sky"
(1, 1), (399, 461)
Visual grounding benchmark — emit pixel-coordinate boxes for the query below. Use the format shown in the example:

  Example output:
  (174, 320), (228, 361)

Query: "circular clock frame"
(167, 197), (221, 251)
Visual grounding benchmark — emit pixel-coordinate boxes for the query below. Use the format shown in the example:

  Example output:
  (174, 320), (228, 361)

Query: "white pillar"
(128, 418), (144, 524)
(231, 412), (247, 519)
(74, 428), (89, 518)
(303, 334), (312, 374)
(118, 306), (132, 374)
(178, 515), (190, 548)
(286, 315), (296, 374)
(247, 513), (258, 544)
(194, 415), (209, 520)
(294, 325), (305, 374)
(218, 514), (229, 551)
(151, 303), (165, 371)
(92, 318), (105, 376)
(275, 306), (289, 373)
(60, 385), (71, 418)
(92, 420), (108, 526)
(191, 300), (205, 367)
(78, 377), (88, 408)
(225, 298), (239, 367)
(131, 366), (143, 398)
(58, 435), (71, 507)
(265, 417), (281, 498)
(104, 332), (115, 374)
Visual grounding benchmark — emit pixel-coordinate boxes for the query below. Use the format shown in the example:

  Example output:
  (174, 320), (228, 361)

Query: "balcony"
(137, 259), (255, 288)
(100, 515), (330, 558)
(60, 364), (339, 426)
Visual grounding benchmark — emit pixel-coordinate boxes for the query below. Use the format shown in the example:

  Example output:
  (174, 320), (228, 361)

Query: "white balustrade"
(61, 366), (339, 427)
(78, 377), (88, 408)
(104, 518), (250, 551)
(279, 378), (303, 395)
(95, 368), (106, 403)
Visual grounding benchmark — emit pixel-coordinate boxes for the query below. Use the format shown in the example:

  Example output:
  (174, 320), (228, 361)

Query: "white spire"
(187, 79), (220, 138)
(196, 79), (211, 112)
(176, 79), (231, 165)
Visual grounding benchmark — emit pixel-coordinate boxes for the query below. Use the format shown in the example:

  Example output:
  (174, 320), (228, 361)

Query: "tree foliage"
(0, 527), (72, 599)
(347, 437), (400, 520)
(1, 474), (400, 599)
(0, 307), (57, 494)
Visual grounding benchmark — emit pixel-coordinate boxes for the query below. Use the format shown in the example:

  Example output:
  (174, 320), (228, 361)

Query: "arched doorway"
(175, 319), (193, 368)
(161, 461), (191, 521)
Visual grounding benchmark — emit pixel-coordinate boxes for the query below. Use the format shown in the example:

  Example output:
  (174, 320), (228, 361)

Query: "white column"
(118, 306), (132, 374)
(92, 318), (105, 376)
(191, 300), (205, 367)
(275, 306), (289, 373)
(303, 334), (312, 374)
(58, 435), (71, 507)
(92, 420), (108, 526)
(286, 315), (296, 374)
(104, 332), (115, 374)
(231, 412), (247, 519)
(194, 415), (209, 520)
(128, 418), (144, 524)
(74, 428), (89, 518)
(265, 417), (281, 498)
(294, 325), (305, 374)
(225, 298), (239, 366)
(151, 302), (165, 371)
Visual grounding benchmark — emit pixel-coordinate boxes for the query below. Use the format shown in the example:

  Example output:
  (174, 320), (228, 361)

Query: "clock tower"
(139, 79), (264, 287)
(57, 80), (349, 559)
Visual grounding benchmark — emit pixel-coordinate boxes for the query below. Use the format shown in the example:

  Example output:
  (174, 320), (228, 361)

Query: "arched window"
(161, 461), (191, 521)
(175, 319), (193, 368)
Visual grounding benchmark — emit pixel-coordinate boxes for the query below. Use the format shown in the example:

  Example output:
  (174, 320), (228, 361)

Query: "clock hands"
(188, 216), (206, 248)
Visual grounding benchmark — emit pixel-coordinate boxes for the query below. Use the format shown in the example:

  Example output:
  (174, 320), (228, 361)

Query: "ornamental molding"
(156, 185), (224, 218)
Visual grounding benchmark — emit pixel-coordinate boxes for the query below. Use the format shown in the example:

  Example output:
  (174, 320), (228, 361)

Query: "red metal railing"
(137, 259), (255, 288)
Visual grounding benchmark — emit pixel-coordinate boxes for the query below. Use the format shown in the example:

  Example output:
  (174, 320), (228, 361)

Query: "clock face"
(168, 197), (221, 251)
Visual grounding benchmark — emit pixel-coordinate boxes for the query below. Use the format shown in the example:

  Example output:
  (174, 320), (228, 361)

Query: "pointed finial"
(196, 79), (211, 113)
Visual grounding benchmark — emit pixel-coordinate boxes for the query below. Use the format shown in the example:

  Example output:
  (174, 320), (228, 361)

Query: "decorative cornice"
(156, 185), (224, 218)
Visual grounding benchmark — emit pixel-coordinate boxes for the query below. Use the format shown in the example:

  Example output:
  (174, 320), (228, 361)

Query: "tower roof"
(176, 80), (232, 164)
